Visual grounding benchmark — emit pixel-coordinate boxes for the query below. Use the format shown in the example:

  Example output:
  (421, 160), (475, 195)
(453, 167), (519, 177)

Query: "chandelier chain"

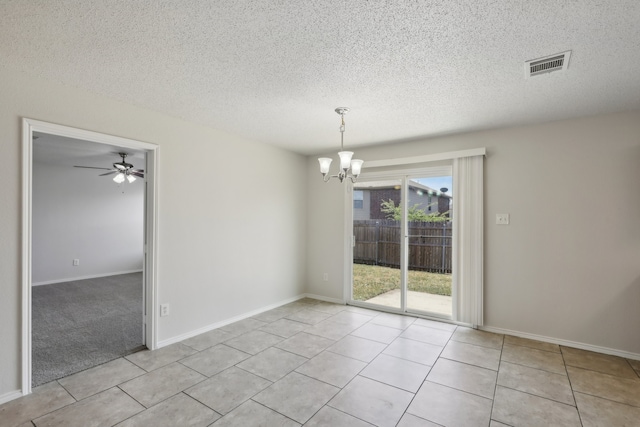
(339, 113), (345, 150)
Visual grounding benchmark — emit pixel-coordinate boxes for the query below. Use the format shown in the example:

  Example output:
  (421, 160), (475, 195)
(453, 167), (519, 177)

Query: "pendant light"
(318, 107), (364, 183)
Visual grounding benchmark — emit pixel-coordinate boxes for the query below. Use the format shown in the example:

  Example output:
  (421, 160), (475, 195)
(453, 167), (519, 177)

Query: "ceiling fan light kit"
(318, 107), (364, 183)
(74, 152), (144, 184)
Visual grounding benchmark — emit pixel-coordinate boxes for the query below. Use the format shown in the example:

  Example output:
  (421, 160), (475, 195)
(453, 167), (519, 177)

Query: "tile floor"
(2, 298), (640, 426)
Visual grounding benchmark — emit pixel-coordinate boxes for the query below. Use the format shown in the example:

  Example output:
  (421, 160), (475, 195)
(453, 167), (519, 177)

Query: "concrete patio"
(366, 290), (452, 317)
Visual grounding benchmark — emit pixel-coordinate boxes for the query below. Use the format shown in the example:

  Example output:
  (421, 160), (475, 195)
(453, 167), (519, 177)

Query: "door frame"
(345, 166), (453, 318)
(21, 118), (159, 395)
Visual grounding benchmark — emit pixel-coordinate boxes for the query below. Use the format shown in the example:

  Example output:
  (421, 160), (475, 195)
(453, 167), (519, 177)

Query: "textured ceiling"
(33, 132), (145, 169)
(3, 1), (640, 154)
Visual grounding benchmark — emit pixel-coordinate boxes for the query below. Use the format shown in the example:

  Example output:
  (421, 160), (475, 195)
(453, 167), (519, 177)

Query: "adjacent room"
(1, 1), (639, 426)
(31, 133), (146, 386)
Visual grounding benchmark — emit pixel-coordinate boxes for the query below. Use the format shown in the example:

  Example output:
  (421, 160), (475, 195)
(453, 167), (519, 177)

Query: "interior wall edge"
(303, 293), (345, 304)
(481, 325), (640, 361)
(0, 390), (23, 405)
(156, 293), (307, 349)
(32, 270), (143, 287)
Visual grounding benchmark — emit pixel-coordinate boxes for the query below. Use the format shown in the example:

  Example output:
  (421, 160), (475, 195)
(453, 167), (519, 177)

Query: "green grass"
(352, 263), (452, 301)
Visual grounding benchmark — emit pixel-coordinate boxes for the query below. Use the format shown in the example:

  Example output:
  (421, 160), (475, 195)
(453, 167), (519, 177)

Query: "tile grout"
(10, 300), (640, 426)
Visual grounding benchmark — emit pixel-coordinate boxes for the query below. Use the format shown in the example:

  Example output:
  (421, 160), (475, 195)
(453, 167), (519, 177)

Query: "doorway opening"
(22, 119), (159, 395)
(349, 167), (453, 319)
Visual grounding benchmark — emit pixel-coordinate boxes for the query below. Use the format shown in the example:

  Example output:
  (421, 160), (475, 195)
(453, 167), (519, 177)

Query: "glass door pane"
(406, 176), (453, 317)
(352, 179), (403, 310)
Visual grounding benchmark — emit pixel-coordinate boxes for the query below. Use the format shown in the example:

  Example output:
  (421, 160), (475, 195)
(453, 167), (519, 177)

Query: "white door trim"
(21, 118), (159, 395)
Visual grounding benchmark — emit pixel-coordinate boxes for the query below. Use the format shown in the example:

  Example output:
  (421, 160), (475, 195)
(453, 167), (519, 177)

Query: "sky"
(414, 176), (452, 196)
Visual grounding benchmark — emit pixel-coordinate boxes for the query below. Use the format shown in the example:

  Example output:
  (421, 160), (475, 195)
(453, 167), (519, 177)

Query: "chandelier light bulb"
(338, 151), (353, 170)
(351, 159), (364, 176)
(318, 157), (333, 175)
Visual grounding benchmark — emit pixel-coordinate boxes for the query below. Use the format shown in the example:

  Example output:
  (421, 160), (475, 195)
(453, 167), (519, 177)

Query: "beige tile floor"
(2, 298), (640, 427)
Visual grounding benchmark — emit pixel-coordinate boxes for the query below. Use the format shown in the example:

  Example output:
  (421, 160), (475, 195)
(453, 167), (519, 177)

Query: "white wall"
(32, 160), (144, 284)
(0, 64), (307, 397)
(307, 110), (640, 356)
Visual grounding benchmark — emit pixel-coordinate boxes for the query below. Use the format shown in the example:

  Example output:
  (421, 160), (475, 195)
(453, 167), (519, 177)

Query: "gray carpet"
(32, 272), (144, 387)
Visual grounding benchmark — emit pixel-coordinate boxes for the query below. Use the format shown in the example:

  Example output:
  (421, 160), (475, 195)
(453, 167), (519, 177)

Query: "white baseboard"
(304, 293), (345, 305)
(0, 390), (23, 405)
(158, 294), (640, 363)
(481, 325), (640, 361)
(32, 270), (143, 286)
(157, 294), (308, 348)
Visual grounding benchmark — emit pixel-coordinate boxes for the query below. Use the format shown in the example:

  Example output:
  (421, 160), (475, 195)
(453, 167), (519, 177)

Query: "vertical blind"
(452, 154), (484, 327)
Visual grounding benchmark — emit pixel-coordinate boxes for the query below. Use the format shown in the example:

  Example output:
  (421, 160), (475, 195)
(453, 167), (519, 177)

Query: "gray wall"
(307, 110), (640, 356)
(0, 64), (307, 397)
(32, 160), (144, 284)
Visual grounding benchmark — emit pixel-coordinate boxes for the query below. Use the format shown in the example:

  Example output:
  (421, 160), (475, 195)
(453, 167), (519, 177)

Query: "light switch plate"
(160, 304), (170, 317)
(496, 214), (510, 225)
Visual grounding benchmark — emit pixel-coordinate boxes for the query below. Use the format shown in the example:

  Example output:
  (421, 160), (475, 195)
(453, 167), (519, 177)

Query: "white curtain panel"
(452, 155), (484, 327)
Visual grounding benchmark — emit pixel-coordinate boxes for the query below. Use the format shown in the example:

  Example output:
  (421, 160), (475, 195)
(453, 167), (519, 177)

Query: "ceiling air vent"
(525, 51), (571, 78)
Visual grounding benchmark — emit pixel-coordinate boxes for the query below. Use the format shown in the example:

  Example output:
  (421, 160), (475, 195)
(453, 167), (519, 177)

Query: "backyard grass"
(353, 263), (452, 301)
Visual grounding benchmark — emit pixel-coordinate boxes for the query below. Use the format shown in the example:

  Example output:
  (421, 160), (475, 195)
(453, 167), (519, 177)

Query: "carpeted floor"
(32, 272), (144, 387)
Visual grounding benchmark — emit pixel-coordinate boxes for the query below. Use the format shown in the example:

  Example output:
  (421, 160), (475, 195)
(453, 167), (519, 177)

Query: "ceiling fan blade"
(130, 171), (145, 178)
(99, 171), (118, 176)
(131, 169), (144, 173)
(74, 166), (114, 171)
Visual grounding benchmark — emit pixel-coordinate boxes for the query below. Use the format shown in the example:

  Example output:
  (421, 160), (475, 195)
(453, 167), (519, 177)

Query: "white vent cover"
(525, 51), (571, 78)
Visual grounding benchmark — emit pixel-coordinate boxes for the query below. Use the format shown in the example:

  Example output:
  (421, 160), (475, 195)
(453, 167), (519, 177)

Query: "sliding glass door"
(405, 175), (452, 317)
(350, 169), (453, 318)
(352, 179), (403, 310)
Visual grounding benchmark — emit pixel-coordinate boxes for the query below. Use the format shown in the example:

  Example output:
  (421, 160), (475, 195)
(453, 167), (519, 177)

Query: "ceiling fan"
(74, 152), (144, 183)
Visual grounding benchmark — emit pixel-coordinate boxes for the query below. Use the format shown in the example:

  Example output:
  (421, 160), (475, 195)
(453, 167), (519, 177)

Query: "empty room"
(1, 1), (639, 427)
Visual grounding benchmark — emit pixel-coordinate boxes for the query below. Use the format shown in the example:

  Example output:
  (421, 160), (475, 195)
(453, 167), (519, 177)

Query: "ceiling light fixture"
(318, 107), (364, 183)
(113, 171), (137, 184)
(75, 152), (144, 184)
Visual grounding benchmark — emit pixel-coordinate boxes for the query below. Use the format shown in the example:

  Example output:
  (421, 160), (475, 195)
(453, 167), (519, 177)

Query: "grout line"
(497, 359), (567, 376)
(323, 405), (378, 426)
(17, 301), (638, 426)
(438, 355), (499, 372)
(488, 333), (504, 426)
(248, 398), (305, 425)
(394, 323), (454, 426)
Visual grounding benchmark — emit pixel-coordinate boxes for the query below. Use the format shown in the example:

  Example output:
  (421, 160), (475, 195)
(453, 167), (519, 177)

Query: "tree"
(380, 199), (449, 222)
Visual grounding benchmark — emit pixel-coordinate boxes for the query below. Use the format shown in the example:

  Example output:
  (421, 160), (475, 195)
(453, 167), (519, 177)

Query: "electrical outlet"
(496, 214), (510, 225)
(73, 259), (80, 266)
(323, 273), (328, 281)
(160, 304), (170, 317)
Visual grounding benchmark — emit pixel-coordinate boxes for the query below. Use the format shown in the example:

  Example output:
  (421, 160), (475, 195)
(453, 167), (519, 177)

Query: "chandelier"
(318, 107), (364, 183)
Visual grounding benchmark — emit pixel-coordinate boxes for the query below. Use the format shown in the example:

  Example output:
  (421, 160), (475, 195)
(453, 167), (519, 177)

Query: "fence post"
(375, 221), (379, 265)
(441, 222), (446, 273)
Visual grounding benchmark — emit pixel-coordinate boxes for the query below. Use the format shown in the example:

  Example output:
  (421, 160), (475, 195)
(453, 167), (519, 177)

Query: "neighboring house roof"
(356, 181), (451, 199)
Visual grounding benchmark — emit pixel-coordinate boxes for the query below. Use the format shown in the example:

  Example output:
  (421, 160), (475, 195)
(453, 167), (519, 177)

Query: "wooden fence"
(353, 220), (452, 273)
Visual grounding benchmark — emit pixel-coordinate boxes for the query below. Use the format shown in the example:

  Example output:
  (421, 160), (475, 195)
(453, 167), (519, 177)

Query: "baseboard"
(303, 293), (345, 304)
(0, 389), (23, 405)
(32, 270), (143, 286)
(481, 325), (640, 361)
(157, 294), (308, 348)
